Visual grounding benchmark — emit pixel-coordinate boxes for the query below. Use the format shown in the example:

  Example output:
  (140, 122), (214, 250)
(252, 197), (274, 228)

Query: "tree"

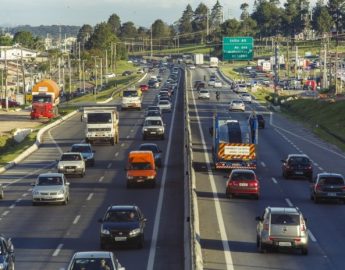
(210, 0), (223, 31)
(0, 35), (13, 46)
(312, 1), (333, 35)
(119, 21), (137, 39)
(220, 19), (241, 36)
(77, 24), (93, 48)
(328, 0), (345, 43)
(179, 4), (194, 34)
(240, 3), (250, 21)
(13, 31), (35, 48)
(192, 3), (209, 43)
(86, 22), (117, 50)
(107, 13), (121, 36)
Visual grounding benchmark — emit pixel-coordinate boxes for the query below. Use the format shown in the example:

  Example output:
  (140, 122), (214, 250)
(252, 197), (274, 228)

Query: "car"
(257, 114), (265, 128)
(99, 205), (147, 249)
(67, 251), (125, 270)
(310, 172), (345, 203)
(148, 79), (159, 89)
(146, 105), (161, 113)
(1, 99), (20, 108)
(70, 143), (95, 166)
(198, 89), (210, 99)
(0, 235), (15, 270)
(142, 116), (165, 140)
(229, 100), (245, 112)
(226, 169), (260, 199)
(157, 100), (172, 112)
(281, 154), (313, 180)
(57, 152), (86, 177)
(214, 80), (223, 88)
(140, 84), (149, 92)
(255, 206), (308, 255)
(137, 68), (144, 74)
(157, 75), (163, 82)
(122, 70), (132, 76)
(241, 93), (252, 103)
(234, 84), (248, 93)
(104, 73), (116, 79)
(138, 143), (163, 167)
(145, 110), (162, 117)
(31, 173), (70, 205)
(208, 79), (215, 86)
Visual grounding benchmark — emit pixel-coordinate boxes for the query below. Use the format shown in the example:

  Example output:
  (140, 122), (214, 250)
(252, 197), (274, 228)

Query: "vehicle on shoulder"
(198, 89), (210, 99)
(67, 251), (125, 270)
(241, 93), (252, 103)
(70, 143), (95, 167)
(281, 154), (312, 180)
(310, 172), (345, 203)
(142, 116), (165, 140)
(57, 152), (85, 177)
(138, 143), (163, 167)
(255, 206), (308, 255)
(122, 70), (132, 76)
(229, 99), (245, 112)
(0, 235), (15, 270)
(226, 169), (260, 199)
(256, 114), (265, 128)
(31, 173), (70, 205)
(99, 205), (147, 249)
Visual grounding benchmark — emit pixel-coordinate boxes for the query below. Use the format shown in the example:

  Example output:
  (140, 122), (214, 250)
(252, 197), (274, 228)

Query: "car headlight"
(101, 228), (110, 235)
(58, 165), (64, 169)
(32, 190), (39, 195)
(147, 175), (155, 179)
(129, 228), (141, 236)
(58, 189), (64, 195)
(158, 128), (163, 132)
(127, 175), (134, 179)
(143, 128), (148, 132)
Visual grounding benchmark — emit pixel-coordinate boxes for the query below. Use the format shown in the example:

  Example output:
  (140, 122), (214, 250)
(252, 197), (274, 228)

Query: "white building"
(0, 45), (37, 61)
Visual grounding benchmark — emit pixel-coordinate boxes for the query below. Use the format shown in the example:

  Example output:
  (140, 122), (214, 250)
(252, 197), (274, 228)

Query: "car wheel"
(142, 135), (146, 140)
(91, 160), (95, 167)
(150, 181), (156, 188)
(254, 194), (259, 200)
(111, 138), (115, 145)
(0, 189), (4, 200)
(256, 236), (260, 247)
(310, 194), (314, 200)
(32, 201), (37, 206)
(63, 198), (68, 205)
(161, 135), (165, 140)
(301, 247), (308, 255)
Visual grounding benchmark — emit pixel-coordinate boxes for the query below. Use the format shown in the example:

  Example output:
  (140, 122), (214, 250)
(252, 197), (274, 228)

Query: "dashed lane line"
(73, 215), (81, 225)
(271, 177), (278, 184)
(52, 244), (63, 257)
(86, 193), (93, 201)
(98, 176), (104, 182)
(285, 198), (293, 207)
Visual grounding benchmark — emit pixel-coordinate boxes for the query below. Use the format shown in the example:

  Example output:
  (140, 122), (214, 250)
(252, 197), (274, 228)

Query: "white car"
(57, 152), (86, 177)
(208, 79), (215, 86)
(157, 100), (172, 112)
(32, 173), (70, 205)
(214, 80), (223, 88)
(241, 93), (252, 103)
(229, 100), (245, 112)
(189, 65), (196, 70)
(235, 84), (248, 93)
(198, 89), (210, 99)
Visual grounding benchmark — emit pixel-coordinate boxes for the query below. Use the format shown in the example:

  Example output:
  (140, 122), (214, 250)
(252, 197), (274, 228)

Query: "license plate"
(328, 192), (337, 196)
(295, 172), (303, 175)
(137, 179), (145, 182)
(115, 237), (127, 241)
(150, 132), (156, 134)
(278, 242), (292, 247)
(239, 183), (248, 187)
(67, 169), (75, 172)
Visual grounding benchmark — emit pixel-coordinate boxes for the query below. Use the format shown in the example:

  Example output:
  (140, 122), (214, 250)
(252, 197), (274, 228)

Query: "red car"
(225, 169), (260, 199)
(140, 84), (149, 92)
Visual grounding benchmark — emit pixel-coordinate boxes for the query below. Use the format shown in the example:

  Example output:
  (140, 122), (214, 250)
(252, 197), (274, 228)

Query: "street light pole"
(82, 60), (86, 93)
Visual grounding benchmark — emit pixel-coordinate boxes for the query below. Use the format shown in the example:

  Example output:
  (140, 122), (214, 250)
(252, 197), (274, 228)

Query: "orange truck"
(125, 151), (156, 188)
(30, 79), (60, 119)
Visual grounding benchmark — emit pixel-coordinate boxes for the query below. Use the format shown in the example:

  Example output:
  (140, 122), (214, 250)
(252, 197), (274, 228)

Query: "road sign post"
(223, 37), (254, 61)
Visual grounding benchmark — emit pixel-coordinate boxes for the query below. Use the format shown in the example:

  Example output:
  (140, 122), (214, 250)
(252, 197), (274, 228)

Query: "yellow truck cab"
(126, 151), (156, 188)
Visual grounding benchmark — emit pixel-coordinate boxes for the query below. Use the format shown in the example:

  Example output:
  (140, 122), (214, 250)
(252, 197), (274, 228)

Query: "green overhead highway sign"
(223, 37), (254, 61)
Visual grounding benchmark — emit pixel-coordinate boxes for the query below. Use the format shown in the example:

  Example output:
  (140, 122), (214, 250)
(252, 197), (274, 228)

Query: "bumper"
(261, 236), (308, 249)
(127, 177), (156, 185)
(58, 168), (84, 175)
(227, 187), (259, 196)
(100, 233), (142, 247)
(121, 103), (141, 109)
(143, 131), (164, 138)
(286, 170), (312, 178)
(314, 192), (345, 200)
(32, 195), (66, 203)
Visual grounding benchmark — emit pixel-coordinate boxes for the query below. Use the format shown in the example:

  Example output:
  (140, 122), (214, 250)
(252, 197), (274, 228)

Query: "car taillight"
(342, 186), (345, 190)
(315, 184), (322, 191)
(294, 238), (301, 242)
(307, 165), (312, 170)
(300, 218), (306, 232)
(249, 181), (258, 187)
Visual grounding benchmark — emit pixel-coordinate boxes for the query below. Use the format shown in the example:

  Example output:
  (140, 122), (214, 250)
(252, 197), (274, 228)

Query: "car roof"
(287, 154), (309, 158)
(144, 116), (163, 121)
(38, 172), (64, 177)
(231, 169), (255, 174)
(268, 207), (300, 214)
(139, 143), (158, 148)
(317, 172), (344, 178)
(108, 205), (137, 211)
(73, 251), (113, 259)
(62, 152), (82, 156)
(71, 143), (91, 147)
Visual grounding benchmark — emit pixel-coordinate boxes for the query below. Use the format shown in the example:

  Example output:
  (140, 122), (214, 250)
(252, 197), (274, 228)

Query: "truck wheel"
(110, 138), (115, 145)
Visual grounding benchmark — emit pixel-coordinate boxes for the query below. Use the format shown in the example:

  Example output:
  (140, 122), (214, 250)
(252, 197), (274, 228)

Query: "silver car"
(229, 99), (245, 112)
(32, 173), (70, 205)
(57, 152), (85, 177)
(256, 206), (308, 255)
(157, 100), (172, 112)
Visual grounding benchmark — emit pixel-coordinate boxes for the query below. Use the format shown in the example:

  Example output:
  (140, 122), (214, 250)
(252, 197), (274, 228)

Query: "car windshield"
(231, 172), (255, 181)
(61, 154), (81, 161)
(123, 91), (138, 97)
(271, 214), (300, 225)
(159, 101), (169, 105)
(71, 146), (91, 153)
(233, 100), (243, 104)
(105, 210), (138, 222)
(139, 145), (158, 153)
(200, 90), (208, 93)
(38, 176), (62, 186)
(288, 157), (309, 165)
(319, 177), (344, 185)
(87, 113), (112, 123)
(144, 120), (162, 126)
(70, 258), (114, 270)
(129, 162), (152, 170)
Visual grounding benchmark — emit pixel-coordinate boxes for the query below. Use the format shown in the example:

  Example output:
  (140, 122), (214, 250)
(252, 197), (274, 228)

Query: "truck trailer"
(209, 57), (219, 68)
(30, 79), (60, 119)
(83, 106), (119, 145)
(212, 114), (257, 169)
(194, 54), (204, 65)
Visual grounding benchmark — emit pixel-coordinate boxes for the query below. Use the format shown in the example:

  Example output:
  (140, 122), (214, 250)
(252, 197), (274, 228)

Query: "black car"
(282, 154), (313, 180)
(99, 205), (147, 249)
(310, 173), (345, 203)
(257, 114), (265, 129)
(122, 70), (132, 76)
(70, 143), (95, 166)
(145, 110), (162, 117)
(138, 143), (163, 167)
(0, 235), (15, 270)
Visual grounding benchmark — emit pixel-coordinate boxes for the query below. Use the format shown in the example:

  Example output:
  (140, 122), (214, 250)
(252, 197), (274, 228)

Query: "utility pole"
(20, 46), (26, 105)
(100, 58), (103, 89)
(322, 42), (328, 89)
(4, 48), (8, 110)
(274, 42), (279, 94)
(295, 45), (298, 78)
(92, 56), (98, 95)
(105, 50), (108, 84)
(78, 42), (81, 83)
(150, 25), (153, 59)
(58, 57), (61, 87)
(82, 60), (86, 93)
(68, 55), (72, 95)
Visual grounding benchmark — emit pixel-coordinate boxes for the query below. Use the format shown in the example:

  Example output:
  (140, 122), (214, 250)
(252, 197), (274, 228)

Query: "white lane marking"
(260, 161), (266, 168)
(272, 177), (278, 184)
(22, 193), (28, 197)
(121, 143), (125, 147)
(52, 244), (63, 257)
(73, 215), (81, 225)
(27, 188), (32, 192)
(9, 204), (15, 209)
(126, 135), (130, 139)
(86, 193), (93, 201)
(308, 230), (317, 242)
(107, 163), (112, 169)
(190, 72), (234, 268)
(146, 73), (181, 270)
(114, 152), (119, 157)
(318, 167), (324, 171)
(285, 198), (293, 207)
(131, 129), (134, 132)
(98, 176), (104, 182)
(48, 130), (63, 155)
(16, 198), (22, 203)
(2, 211), (9, 216)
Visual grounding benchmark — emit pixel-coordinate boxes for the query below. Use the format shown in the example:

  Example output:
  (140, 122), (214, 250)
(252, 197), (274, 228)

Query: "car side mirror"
(255, 216), (263, 221)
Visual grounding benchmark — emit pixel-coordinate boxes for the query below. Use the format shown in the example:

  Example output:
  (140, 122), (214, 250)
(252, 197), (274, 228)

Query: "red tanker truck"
(30, 79), (60, 119)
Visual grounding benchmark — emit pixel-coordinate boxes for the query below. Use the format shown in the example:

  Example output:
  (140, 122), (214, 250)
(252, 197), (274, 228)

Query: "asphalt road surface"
(0, 69), (185, 270)
(187, 66), (345, 270)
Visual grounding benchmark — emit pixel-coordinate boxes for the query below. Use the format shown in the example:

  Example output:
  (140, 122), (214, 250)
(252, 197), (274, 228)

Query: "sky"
(0, 0), (318, 29)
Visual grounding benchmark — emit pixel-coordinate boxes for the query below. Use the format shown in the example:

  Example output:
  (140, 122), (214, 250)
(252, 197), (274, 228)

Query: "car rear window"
(288, 157), (310, 165)
(231, 172), (255, 181)
(319, 177), (344, 185)
(271, 214), (300, 225)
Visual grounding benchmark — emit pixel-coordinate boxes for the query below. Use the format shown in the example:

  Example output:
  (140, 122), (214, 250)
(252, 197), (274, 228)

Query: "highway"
(0, 69), (185, 270)
(187, 66), (345, 270)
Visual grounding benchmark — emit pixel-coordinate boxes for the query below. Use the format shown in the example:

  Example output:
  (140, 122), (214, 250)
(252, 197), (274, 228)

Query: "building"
(0, 44), (37, 61)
